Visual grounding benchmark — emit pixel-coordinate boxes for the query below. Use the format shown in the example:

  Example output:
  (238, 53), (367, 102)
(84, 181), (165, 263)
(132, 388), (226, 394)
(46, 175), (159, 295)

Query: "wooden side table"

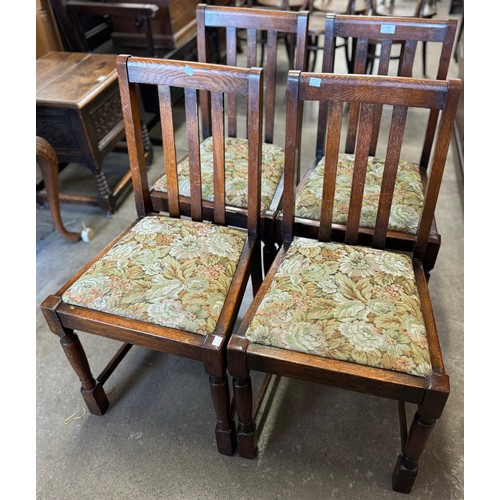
(36, 51), (148, 214)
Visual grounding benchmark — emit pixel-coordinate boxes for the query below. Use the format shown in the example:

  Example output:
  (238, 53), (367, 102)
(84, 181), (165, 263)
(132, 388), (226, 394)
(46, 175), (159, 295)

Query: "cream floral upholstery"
(295, 154), (424, 234)
(245, 237), (432, 377)
(62, 216), (246, 335)
(152, 137), (284, 212)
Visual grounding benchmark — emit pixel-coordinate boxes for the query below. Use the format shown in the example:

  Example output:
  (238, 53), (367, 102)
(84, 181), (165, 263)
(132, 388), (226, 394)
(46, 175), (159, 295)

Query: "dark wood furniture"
(41, 57), (265, 456)
(149, 4), (309, 273)
(36, 51), (140, 214)
(279, 14), (458, 275)
(103, 0), (198, 53)
(227, 70), (461, 492)
(36, 136), (82, 243)
(48, 0), (184, 54)
(48, 0), (235, 55)
(46, 1), (234, 117)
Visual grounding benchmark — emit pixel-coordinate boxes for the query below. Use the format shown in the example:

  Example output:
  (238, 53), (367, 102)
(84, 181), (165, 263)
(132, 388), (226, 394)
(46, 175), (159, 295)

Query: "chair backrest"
(196, 3), (309, 144)
(283, 71), (461, 258)
(317, 14), (458, 167)
(116, 56), (264, 237)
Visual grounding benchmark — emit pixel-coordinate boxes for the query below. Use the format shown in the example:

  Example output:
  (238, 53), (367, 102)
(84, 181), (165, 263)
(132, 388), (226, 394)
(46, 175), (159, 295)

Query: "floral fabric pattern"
(295, 154), (424, 234)
(245, 237), (432, 377)
(62, 215), (246, 335)
(152, 136), (284, 212)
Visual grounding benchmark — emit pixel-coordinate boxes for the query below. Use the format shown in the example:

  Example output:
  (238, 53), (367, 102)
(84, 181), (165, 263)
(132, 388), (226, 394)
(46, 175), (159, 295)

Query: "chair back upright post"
(284, 71), (461, 254)
(316, 14), (458, 167)
(196, 3), (309, 145)
(116, 55), (263, 238)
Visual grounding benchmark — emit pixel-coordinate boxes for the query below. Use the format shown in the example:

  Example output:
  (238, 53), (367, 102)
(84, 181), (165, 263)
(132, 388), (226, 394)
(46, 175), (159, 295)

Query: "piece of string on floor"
(64, 407), (87, 424)
(63, 387), (114, 423)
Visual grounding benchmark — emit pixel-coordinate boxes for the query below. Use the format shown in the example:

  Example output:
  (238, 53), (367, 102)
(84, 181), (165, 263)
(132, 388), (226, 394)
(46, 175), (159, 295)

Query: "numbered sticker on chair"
(184, 65), (194, 76)
(212, 336), (223, 347)
(309, 77), (321, 88)
(380, 24), (396, 34)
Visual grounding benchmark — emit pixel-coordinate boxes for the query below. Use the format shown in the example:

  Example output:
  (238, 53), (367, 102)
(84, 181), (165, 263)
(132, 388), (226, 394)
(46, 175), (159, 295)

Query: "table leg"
(36, 136), (81, 243)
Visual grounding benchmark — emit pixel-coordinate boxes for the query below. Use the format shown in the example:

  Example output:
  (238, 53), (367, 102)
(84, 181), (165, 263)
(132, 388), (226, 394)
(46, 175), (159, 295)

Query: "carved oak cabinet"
(36, 51), (131, 214)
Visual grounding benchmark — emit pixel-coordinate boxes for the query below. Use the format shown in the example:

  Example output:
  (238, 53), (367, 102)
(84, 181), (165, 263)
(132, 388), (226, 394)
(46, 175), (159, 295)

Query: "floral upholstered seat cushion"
(245, 237), (432, 377)
(62, 215), (246, 335)
(295, 154), (424, 234)
(152, 136), (284, 212)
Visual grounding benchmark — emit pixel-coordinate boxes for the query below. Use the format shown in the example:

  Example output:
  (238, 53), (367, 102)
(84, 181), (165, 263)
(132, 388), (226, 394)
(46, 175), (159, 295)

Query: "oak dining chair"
(283, 14), (458, 276)
(41, 56), (265, 456)
(149, 4), (309, 272)
(227, 69), (460, 492)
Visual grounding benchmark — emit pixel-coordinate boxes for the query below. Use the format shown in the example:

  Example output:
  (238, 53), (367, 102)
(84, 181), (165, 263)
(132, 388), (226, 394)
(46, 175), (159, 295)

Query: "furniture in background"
(36, 136), (89, 243)
(369, 0), (438, 77)
(303, 0), (370, 71)
(46, 1), (234, 117)
(37, 0), (64, 58)
(48, 0), (194, 55)
(277, 14), (458, 276)
(41, 57), (265, 456)
(149, 4), (310, 273)
(36, 51), (151, 215)
(227, 70), (461, 493)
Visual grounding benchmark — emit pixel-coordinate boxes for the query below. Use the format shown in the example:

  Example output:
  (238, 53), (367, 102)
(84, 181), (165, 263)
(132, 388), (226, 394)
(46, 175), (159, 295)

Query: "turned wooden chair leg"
(209, 375), (236, 456)
(392, 410), (437, 493)
(233, 376), (257, 459)
(41, 295), (109, 414)
(59, 329), (109, 415)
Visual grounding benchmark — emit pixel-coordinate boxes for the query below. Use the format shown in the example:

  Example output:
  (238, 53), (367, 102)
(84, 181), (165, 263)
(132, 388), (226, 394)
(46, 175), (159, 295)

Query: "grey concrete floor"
(35, 3), (463, 499)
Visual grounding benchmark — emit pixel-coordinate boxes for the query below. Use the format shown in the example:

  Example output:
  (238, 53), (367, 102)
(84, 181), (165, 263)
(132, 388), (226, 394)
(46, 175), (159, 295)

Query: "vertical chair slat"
(227, 26), (238, 137)
(247, 28), (257, 68)
(265, 30), (278, 144)
(372, 105), (408, 249)
(398, 39), (418, 76)
(344, 38), (369, 155)
(317, 16), (335, 158)
(345, 103), (375, 245)
(377, 38), (393, 75)
(116, 55), (151, 217)
(368, 38), (393, 156)
(211, 91), (226, 226)
(184, 87), (203, 222)
(318, 102), (343, 242)
(197, 7), (211, 139)
(158, 84), (180, 218)
(352, 37), (369, 73)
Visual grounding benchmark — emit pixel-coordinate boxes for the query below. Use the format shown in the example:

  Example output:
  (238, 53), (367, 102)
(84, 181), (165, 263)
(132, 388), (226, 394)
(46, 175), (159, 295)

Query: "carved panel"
(89, 91), (124, 142)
